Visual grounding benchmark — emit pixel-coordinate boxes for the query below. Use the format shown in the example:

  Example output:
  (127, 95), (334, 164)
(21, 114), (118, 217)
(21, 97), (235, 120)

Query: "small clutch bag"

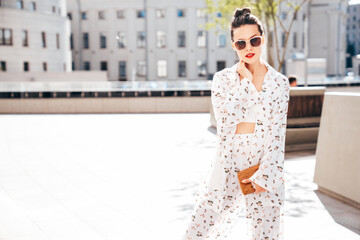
(237, 163), (260, 195)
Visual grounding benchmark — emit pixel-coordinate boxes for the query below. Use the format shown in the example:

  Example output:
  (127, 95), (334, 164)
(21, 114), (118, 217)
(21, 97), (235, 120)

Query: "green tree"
(203, 0), (309, 72)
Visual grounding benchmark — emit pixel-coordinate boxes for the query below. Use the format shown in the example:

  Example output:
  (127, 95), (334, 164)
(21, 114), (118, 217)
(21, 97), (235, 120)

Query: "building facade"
(346, 1), (360, 71)
(0, 0), (349, 80)
(347, 2), (360, 54)
(0, 0), (72, 73)
(66, 0), (240, 81)
(309, 0), (348, 77)
(268, 0), (348, 77)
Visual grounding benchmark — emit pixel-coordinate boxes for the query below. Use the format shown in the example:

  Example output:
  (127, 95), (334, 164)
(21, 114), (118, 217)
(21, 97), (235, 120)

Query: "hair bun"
(234, 7), (251, 18)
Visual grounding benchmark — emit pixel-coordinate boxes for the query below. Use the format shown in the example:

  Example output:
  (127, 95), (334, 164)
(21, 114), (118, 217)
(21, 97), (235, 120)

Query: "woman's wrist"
(237, 71), (252, 82)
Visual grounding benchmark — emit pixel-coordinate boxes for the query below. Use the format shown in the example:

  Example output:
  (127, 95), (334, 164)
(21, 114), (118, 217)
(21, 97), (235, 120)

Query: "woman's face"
(231, 24), (265, 64)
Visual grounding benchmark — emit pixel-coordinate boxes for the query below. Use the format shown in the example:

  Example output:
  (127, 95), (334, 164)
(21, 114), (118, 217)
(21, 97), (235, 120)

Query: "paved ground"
(0, 113), (359, 240)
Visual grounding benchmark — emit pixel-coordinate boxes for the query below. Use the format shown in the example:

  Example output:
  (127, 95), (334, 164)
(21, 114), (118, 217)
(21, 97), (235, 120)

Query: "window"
(197, 60), (206, 77)
(72, 61), (75, 70)
(0, 61), (6, 72)
(24, 62), (29, 72)
(30, 1), (36, 11)
(136, 61), (146, 76)
(302, 32), (304, 48)
(84, 61), (90, 70)
(67, 12), (72, 20)
(22, 30), (28, 47)
(294, 11), (297, 20)
(177, 9), (185, 17)
(17, 0), (23, 9)
(117, 10), (124, 19)
(137, 10), (145, 18)
(0, 29), (12, 45)
(41, 32), (46, 48)
(156, 9), (165, 18)
(52, 6), (56, 13)
(157, 60), (167, 78)
(303, 13), (306, 21)
(56, 33), (60, 49)
(281, 32), (285, 47)
(216, 61), (226, 71)
(269, 31), (273, 47)
(281, 11), (286, 20)
(43, 62), (47, 71)
(197, 31), (206, 47)
(178, 61), (186, 77)
(137, 31), (146, 48)
(178, 31), (186, 47)
(70, 33), (73, 49)
(196, 8), (206, 17)
(157, 31), (166, 48)
(100, 32), (106, 48)
(217, 12), (222, 18)
(81, 12), (87, 20)
(83, 33), (89, 49)
(217, 34), (226, 47)
(119, 61), (126, 80)
(293, 32), (297, 48)
(116, 32), (126, 48)
(98, 11), (105, 19)
(100, 61), (107, 71)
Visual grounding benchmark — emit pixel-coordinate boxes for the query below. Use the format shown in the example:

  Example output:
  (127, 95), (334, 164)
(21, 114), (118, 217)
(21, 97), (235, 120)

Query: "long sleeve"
(249, 78), (290, 193)
(211, 72), (259, 131)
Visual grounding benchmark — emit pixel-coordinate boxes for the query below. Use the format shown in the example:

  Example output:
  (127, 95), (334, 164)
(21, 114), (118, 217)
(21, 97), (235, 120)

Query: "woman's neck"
(245, 58), (264, 75)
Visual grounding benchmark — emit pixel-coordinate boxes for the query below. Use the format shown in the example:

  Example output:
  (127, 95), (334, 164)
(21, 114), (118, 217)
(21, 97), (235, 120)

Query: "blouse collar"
(229, 59), (278, 96)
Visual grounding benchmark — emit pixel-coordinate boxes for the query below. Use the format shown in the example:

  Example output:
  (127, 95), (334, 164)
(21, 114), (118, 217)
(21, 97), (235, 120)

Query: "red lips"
(246, 53), (255, 58)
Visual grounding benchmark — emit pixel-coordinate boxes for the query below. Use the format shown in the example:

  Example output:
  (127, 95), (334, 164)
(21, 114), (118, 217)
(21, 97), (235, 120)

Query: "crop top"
(236, 73), (261, 123)
(241, 101), (261, 122)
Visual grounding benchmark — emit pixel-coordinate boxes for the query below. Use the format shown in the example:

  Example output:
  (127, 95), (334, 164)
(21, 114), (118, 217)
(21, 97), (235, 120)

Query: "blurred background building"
(0, 0), (71, 72)
(66, 0), (236, 81)
(346, 1), (360, 75)
(0, 0), (357, 82)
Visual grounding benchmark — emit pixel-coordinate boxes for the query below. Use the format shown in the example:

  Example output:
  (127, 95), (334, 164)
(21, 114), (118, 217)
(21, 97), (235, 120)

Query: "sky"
(349, 0), (360, 5)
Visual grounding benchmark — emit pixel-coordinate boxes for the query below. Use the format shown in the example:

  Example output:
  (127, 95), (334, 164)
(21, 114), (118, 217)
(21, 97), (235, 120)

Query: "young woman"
(181, 7), (290, 240)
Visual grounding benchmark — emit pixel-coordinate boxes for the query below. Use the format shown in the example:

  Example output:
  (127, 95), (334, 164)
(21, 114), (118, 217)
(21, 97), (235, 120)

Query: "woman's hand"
(237, 60), (253, 82)
(242, 179), (267, 194)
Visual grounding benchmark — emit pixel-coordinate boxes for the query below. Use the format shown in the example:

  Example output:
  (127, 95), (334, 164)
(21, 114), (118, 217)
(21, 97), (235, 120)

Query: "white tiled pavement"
(0, 113), (359, 240)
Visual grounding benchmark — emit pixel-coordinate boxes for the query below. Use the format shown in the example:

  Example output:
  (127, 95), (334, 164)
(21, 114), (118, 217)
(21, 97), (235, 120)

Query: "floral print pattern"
(182, 133), (285, 239)
(181, 60), (290, 240)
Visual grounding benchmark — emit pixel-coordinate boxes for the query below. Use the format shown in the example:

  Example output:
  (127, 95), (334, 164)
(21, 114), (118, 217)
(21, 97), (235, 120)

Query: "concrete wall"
(0, 96), (210, 113)
(314, 92), (360, 208)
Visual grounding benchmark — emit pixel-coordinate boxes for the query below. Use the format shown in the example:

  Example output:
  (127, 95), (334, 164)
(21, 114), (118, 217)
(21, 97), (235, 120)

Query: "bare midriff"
(235, 122), (256, 134)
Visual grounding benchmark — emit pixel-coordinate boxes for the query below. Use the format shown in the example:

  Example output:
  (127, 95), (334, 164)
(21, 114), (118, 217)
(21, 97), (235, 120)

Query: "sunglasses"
(233, 35), (262, 51)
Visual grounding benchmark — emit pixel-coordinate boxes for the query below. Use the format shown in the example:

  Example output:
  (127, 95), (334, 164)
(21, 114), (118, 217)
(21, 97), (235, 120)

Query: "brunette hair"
(231, 7), (264, 42)
(288, 74), (298, 84)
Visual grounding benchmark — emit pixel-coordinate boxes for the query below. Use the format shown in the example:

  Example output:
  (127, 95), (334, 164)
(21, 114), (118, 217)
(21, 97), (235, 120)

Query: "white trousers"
(181, 133), (284, 240)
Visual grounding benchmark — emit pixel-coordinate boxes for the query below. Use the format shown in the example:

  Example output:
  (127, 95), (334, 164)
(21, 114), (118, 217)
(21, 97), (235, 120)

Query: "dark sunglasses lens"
(235, 41), (246, 50)
(250, 37), (261, 47)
